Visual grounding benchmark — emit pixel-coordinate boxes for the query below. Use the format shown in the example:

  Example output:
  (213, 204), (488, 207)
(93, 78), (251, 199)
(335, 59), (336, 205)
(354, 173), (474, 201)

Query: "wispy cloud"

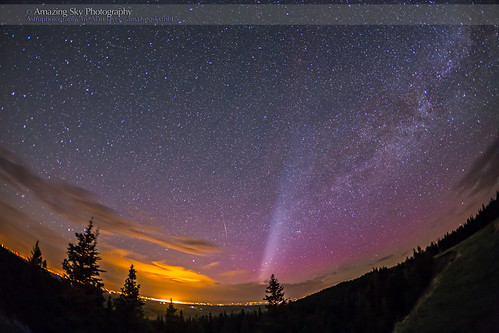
(0, 148), (219, 256)
(0, 199), (67, 262)
(375, 254), (394, 263)
(0, 202), (380, 303)
(219, 269), (249, 278)
(454, 136), (499, 197)
(101, 246), (215, 286)
(202, 261), (220, 270)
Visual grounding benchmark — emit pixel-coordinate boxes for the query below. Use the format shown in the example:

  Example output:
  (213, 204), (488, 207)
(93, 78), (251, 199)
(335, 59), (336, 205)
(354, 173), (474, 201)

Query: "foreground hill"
(395, 218), (499, 332)
(273, 193), (499, 332)
(0, 193), (497, 332)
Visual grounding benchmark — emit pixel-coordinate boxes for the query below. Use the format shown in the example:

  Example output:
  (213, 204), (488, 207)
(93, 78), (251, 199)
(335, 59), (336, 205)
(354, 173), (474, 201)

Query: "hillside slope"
(395, 218), (499, 333)
(0, 195), (497, 332)
(280, 195), (498, 333)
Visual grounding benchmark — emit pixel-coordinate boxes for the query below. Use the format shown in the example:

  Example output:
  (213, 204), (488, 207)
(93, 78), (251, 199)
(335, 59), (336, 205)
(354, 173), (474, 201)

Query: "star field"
(0, 24), (498, 303)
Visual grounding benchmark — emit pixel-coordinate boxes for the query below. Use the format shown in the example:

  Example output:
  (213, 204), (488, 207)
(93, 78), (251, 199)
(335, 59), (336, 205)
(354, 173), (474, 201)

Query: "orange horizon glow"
(1, 243), (269, 306)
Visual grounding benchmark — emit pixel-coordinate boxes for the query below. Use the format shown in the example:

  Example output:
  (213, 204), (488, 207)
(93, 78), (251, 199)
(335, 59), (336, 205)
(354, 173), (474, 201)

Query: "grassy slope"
(394, 218), (499, 333)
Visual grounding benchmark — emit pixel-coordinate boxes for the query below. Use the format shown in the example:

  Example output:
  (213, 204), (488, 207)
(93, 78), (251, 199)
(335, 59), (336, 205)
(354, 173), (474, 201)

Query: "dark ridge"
(0, 192), (497, 332)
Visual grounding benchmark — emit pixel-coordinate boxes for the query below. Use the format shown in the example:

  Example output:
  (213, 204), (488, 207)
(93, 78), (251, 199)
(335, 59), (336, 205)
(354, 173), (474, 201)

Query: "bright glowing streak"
(259, 203), (289, 282)
(259, 135), (316, 282)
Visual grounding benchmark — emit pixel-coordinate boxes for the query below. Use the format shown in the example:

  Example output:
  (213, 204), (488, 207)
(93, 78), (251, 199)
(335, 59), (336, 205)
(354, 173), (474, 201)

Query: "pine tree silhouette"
(28, 240), (47, 269)
(115, 264), (144, 319)
(165, 298), (180, 330)
(264, 273), (285, 310)
(62, 218), (104, 288)
(166, 298), (177, 318)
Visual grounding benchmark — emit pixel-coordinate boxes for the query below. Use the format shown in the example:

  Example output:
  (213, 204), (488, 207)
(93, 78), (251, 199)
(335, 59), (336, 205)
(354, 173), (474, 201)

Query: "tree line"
(11, 216), (287, 332)
(1, 192), (497, 332)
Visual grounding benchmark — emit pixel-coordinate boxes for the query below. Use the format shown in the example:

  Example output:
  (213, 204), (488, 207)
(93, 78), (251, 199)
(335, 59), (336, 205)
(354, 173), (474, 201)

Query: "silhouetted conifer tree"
(28, 240), (47, 269)
(62, 218), (104, 288)
(165, 298), (182, 330)
(115, 264), (144, 319)
(264, 274), (285, 310)
(166, 298), (177, 318)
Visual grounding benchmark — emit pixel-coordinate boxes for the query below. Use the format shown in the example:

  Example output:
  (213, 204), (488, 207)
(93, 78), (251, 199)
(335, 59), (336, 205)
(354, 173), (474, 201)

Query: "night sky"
(1, 24), (498, 304)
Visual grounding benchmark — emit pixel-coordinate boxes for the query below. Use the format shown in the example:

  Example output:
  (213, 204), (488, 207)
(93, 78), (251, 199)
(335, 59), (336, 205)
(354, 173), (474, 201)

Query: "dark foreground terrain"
(1, 193), (498, 332)
(394, 218), (499, 332)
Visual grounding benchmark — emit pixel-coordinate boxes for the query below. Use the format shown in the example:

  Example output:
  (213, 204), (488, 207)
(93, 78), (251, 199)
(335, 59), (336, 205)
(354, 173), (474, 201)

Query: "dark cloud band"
(0, 148), (219, 256)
